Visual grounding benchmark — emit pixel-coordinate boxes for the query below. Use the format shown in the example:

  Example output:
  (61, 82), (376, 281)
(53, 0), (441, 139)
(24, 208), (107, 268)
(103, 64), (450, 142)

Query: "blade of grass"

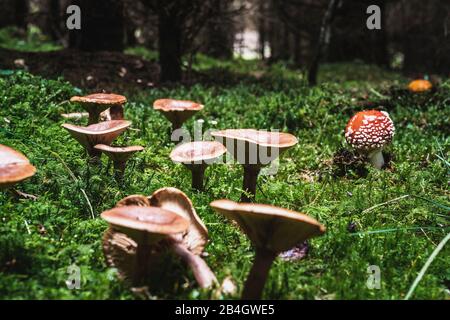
(404, 232), (450, 300)
(351, 226), (448, 236)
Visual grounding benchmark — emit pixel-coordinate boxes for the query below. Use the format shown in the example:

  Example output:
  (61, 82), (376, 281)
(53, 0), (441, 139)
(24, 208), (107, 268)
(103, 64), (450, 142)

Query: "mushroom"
(408, 79), (433, 93)
(210, 199), (325, 299)
(70, 93), (127, 125)
(345, 110), (395, 169)
(104, 189), (217, 289)
(149, 187), (217, 288)
(169, 141), (226, 191)
(211, 129), (298, 202)
(94, 144), (144, 179)
(153, 99), (204, 131)
(61, 120), (131, 158)
(0, 144), (36, 190)
(101, 205), (189, 286)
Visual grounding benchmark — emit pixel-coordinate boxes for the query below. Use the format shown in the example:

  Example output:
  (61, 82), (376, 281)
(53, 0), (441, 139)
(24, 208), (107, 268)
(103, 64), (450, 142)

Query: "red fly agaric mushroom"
(210, 199), (325, 300)
(62, 120), (131, 158)
(211, 129), (298, 202)
(408, 79), (433, 93)
(169, 141), (226, 191)
(345, 110), (395, 169)
(94, 144), (144, 179)
(0, 144), (36, 189)
(101, 205), (189, 286)
(153, 99), (204, 131)
(148, 187), (217, 288)
(70, 93), (127, 125)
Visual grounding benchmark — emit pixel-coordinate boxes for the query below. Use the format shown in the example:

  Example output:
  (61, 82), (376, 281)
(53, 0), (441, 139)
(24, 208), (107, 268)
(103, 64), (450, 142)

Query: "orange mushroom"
(408, 79), (432, 93)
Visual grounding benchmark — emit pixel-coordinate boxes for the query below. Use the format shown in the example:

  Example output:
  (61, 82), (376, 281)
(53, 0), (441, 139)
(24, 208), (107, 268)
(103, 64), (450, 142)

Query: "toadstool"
(101, 205), (189, 286)
(408, 79), (433, 93)
(345, 110), (395, 169)
(104, 189), (217, 289)
(0, 144), (36, 190)
(62, 120), (131, 158)
(169, 141), (226, 191)
(210, 199), (325, 299)
(153, 99), (204, 131)
(211, 129), (298, 202)
(94, 144), (144, 179)
(70, 93), (127, 125)
(149, 187), (217, 288)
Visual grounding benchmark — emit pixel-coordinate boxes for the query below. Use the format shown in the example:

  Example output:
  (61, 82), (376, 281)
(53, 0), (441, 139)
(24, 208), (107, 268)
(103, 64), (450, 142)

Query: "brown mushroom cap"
(210, 199), (325, 253)
(149, 187), (208, 255)
(116, 195), (151, 207)
(62, 120), (131, 155)
(0, 144), (36, 189)
(71, 93), (127, 106)
(101, 205), (189, 245)
(94, 144), (144, 163)
(170, 141), (226, 164)
(211, 129), (298, 166)
(408, 79), (433, 93)
(153, 99), (204, 129)
(345, 110), (395, 152)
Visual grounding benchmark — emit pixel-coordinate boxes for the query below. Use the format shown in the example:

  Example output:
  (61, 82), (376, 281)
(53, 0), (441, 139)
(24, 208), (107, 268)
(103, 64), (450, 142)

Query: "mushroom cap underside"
(210, 199), (325, 253)
(149, 187), (208, 255)
(0, 145), (36, 188)
(170, 141), (226, 164)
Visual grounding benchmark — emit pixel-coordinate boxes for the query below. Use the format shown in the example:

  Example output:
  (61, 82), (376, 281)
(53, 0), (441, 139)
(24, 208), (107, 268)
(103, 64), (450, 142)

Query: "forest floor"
(0, 27), (449, 299)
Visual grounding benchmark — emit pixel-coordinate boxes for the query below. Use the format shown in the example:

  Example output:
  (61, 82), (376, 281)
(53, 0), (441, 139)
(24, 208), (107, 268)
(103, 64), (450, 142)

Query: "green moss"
(0, 64), (448, 299)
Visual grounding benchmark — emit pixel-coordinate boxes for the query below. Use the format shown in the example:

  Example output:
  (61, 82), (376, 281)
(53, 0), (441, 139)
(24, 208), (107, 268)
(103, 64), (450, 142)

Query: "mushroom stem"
(189, 164), (206, 191)
(87, 112), (100, 125)
(109, 105), (124, 120)
(113, 161), (127, 180)
(368, 149), (384, 169)
(241, 166), (261, 202)
(242, 248), (277, 300)
(172, 242), (218, 289)
(134, 241), (152, 286)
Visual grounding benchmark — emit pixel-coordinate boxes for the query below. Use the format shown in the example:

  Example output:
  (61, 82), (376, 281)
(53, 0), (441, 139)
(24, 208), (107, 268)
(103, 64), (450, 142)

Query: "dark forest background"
(0, 0), (448, 84)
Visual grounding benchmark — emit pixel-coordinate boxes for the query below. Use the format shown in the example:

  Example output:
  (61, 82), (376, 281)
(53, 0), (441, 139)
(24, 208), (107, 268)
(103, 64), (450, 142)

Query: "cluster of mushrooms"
(3, 77), (432, 299)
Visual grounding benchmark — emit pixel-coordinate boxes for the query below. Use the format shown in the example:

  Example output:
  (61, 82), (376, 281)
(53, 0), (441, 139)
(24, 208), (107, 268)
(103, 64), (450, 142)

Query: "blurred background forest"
(0, 0), (448, 88)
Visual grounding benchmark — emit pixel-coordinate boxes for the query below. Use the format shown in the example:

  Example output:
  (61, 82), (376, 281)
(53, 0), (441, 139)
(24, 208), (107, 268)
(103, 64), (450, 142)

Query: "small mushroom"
(210, 199), (325, 299)
(70, 93), (127, 125)
(153, 99), (204, 131)
(408, 79), (432, 93)
(0, 144), (36, 190)
(345, 110), (395, 169)
(148, 187), (217, 288)
(61, 120), (131, 158)
(169, 141), (226, 191)
(101, 205), (189, 286)
(94, 144), (144, 179)
(211, 129), (298, 202)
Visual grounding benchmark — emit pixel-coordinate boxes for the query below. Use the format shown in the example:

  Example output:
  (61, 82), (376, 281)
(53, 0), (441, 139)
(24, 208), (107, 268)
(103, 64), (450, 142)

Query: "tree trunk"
(69, 0), (124, 51)
(308, 0), (340, 86)
(15, 0), (28, 29)
(158, 9), (182, 82)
